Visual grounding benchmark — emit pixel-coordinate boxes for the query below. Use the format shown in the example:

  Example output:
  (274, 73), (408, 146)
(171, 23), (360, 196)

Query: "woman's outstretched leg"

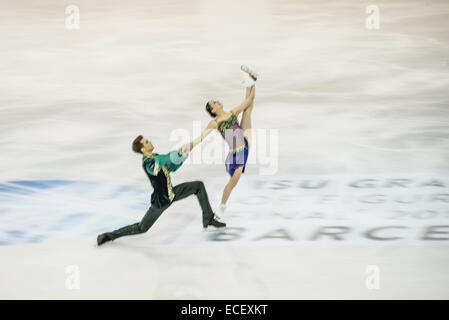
(240, 85), (255, 147)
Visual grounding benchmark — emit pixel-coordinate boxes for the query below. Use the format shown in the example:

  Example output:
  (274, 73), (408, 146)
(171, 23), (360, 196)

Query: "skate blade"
(240, 65), (258, 80)
(203, 226), (227, 232)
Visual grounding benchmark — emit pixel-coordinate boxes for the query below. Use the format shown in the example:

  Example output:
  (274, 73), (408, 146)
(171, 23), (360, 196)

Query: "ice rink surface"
(0, 0), (448, 299)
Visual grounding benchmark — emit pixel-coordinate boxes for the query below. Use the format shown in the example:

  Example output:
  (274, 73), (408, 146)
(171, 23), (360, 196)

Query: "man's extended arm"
(144, 149), (187, 176)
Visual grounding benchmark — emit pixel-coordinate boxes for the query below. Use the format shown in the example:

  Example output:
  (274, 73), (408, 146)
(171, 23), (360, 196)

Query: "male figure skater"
(97, 136), (225, 246)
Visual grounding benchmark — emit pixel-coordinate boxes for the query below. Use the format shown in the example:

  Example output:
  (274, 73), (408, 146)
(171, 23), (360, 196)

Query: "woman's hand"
(178, 142), (193, 158)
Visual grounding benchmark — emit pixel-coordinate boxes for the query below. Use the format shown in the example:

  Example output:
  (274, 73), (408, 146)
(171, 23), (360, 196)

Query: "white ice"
(0, 0), (448, 299)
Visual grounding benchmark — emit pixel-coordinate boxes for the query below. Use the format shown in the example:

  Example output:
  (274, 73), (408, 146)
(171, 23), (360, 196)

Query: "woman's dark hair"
(205, 102), (217, 118)
(132, 135), (144, 154)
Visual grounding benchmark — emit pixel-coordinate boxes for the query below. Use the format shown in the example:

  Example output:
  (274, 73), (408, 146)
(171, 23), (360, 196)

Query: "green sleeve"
(166, 149), (187, 172)
(151, 150), (187, 174)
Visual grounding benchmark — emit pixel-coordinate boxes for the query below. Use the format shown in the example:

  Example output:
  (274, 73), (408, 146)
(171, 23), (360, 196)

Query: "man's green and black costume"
(105, 149), (215, 241)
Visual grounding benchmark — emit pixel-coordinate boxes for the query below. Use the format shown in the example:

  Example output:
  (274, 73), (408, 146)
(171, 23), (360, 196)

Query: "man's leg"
(103, 203), (169, 242)
(98, 181), (222, 244)
(172, 181), (215, 225)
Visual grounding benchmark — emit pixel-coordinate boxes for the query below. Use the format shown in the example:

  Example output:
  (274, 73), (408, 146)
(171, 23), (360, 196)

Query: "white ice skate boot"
(240, 65), (258, 87)
(215, 203), (227, 220)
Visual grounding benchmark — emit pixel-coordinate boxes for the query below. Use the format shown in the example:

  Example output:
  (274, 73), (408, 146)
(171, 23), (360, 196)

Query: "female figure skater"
(191, 65), (258, 219)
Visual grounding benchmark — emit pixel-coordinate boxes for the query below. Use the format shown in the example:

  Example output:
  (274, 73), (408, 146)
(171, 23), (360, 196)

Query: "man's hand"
(178, 141), (194, 158)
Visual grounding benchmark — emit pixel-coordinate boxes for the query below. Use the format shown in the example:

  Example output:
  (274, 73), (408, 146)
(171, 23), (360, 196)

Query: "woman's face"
(208, 100), (223, 115)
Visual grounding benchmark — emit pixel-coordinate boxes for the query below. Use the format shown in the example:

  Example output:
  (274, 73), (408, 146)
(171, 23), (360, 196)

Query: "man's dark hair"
(132, 135), (144, 154)
(205, 102), (217, 118)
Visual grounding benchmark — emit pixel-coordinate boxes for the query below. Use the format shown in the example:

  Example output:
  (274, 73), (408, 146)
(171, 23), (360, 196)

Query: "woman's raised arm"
(179, 120), (217, 156)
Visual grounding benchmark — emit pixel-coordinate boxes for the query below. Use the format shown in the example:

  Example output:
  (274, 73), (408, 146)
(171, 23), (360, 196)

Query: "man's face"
(141, 137), (154, 154)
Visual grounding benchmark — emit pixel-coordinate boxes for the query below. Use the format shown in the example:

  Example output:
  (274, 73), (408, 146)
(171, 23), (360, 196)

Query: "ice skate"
(240, 65), (258, 87)
(214, 203), (227, 220)
(203, 215), (226, 229)
(97, 233), (112, 246)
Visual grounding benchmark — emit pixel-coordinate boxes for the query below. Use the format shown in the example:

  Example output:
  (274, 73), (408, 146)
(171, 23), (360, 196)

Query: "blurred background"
(0, 0), (448, 299)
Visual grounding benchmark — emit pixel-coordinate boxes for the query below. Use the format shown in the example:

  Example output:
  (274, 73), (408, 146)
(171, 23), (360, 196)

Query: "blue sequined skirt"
(225, 138), (249, 177)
